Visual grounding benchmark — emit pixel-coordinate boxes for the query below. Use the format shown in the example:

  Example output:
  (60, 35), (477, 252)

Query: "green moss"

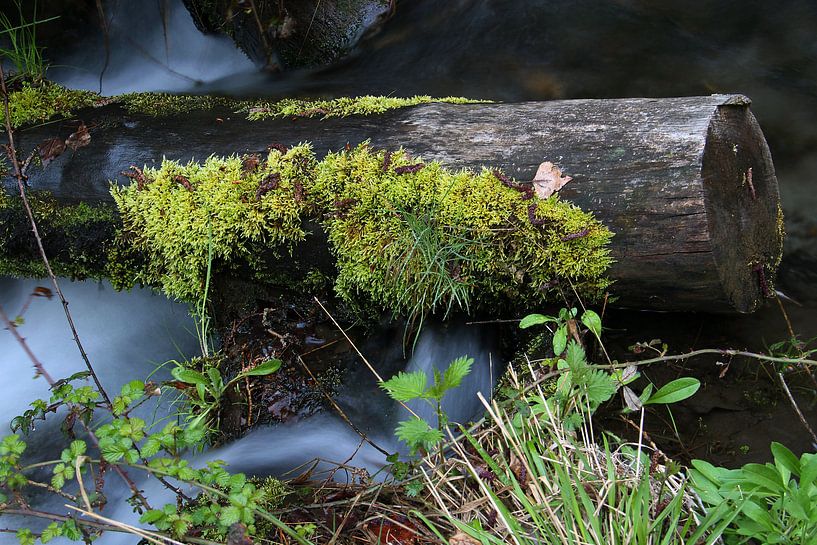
(0, 81), (99, 128)
(118, 92), (245, 116)
(115, 91), (488, 121)
(112, 142), (611, 312)
(312, 145), (612, 320)
(243, 95), (491, 120)
(0, 188), (118, 279)
(111, 146), (315, 302)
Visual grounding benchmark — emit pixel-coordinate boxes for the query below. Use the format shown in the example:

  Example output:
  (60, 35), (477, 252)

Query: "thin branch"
(0, 64), (113, 410)
(777, 372), (817, 446)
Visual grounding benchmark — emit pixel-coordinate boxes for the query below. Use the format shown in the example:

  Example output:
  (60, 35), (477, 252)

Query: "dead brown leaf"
(38, 138), (66, 166)
(65, 123), (91, 151)
(449, 531), (480, 545)
(532, 161), (572, 199)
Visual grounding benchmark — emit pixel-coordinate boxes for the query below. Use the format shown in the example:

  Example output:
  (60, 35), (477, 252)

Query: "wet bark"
(5, 94), (783, 312)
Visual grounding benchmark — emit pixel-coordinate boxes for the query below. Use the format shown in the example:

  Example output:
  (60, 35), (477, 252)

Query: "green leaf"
(564, 340), (586, 371)
(644, 377), (700, 405)
(581, 309), (602, 338)
(395, 417), (443, 454)
(171, 367), (207, 386)
(244, 358), (282, 376)
(770, 441), (799, 478)
(16, 528), (35, 545)
(553, 325), (567, 355)
(583, 370), (617, 406)
(40, 522), (62, 543)
(439, 356), (473, 392)
(140, 509), (167, 525)
(519, 313), (557, 329)
(219, 505), (242, 527)
(380, 371), (427, 402)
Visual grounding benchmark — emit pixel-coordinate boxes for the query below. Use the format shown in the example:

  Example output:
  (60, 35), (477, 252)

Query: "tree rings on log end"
(702, 97), (783, 313)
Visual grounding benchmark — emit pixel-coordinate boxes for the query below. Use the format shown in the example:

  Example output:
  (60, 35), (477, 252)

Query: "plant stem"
(0, 64), (113, 410)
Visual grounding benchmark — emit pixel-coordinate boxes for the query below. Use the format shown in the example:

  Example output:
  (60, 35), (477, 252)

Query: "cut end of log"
(702, 97), (784, 313)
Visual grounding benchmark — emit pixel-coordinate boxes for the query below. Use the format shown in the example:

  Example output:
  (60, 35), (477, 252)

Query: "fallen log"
(3, 94), (782, 312)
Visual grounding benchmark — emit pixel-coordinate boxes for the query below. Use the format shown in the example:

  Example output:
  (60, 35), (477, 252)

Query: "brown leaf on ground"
(65, 123), (91, 151)
(38, 138), (65, 166)
(227, 523), (254, 545)
(449, 531), (480, 545)
(532, 161), (572, 199)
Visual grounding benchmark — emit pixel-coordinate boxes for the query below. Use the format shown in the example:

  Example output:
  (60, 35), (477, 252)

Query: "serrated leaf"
(40, 522), (62, 543)
(245, 358), (281, 376)
(644, 377), (700, 405)
(395, 417), (443, 454)
(553, 325), (567, 355)
(564, 341), (586, 371)
(140, 509), (167, 524)
(141, 436), (162, 458)
(583, 370), (617, 405)
(171, 367), (207, 386)
(380, 371), (427, 402)
(581, 310), (602, 338)
(219, 505), (242, 526)
(439, 356), (473, 392)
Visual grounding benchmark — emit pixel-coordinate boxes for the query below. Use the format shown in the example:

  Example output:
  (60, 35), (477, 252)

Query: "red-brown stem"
(0, 64), (113, 410)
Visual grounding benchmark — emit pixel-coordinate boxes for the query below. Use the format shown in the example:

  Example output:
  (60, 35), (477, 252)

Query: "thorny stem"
(0, 64), (114, 411)
(0, 302), (153, 511)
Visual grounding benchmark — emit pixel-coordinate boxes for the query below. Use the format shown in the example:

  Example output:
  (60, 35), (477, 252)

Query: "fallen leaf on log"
(38, 138), (65, 166)
(449, 532), (480, 545)
(65, 123), (91, 151)
(532, 161), (572, 198)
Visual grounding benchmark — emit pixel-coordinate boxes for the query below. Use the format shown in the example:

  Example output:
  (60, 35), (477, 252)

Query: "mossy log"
(5, 94), (781, 312)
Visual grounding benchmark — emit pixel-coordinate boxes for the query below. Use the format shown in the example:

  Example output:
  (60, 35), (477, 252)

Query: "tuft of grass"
(0, 0), (56, 82)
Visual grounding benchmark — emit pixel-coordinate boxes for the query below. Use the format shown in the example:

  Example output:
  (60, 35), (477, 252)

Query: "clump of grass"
(0, 0), (55, 82)
(312, 144), (612, 326)
(416, 370), (720, 545)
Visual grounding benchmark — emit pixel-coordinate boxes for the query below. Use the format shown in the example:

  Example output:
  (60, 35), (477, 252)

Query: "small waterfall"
(402, 320), (500, 429)
(50, 0), (255, 94)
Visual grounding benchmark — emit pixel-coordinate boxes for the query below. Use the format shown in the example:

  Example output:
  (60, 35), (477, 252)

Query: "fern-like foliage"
(395, 417), (445, 455)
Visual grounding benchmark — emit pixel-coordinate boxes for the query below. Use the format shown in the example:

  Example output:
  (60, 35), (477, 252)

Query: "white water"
(50, 0), (255, 94)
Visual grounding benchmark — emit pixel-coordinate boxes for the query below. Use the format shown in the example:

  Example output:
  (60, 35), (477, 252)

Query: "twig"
(0, 64), (113, 410)
(776, 372), (817, 446)
(297, 356), (390, 456)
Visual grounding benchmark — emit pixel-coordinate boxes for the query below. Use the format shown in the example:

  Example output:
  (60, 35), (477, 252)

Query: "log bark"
(5, 94), (782, 312)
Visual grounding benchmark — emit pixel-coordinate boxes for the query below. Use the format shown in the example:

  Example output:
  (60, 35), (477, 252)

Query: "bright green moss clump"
(312, 145), (612, 319)
(112, 143), (611, 313)
(111, 146), (315, 302)
(244, 95), (491, 121)
(0, 81), (99, 128)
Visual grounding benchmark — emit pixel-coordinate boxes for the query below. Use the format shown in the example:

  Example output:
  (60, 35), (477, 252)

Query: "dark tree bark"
(6, 94), (782, 312)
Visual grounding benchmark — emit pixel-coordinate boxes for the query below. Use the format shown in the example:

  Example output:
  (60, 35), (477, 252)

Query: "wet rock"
(181, 0), (393, 70)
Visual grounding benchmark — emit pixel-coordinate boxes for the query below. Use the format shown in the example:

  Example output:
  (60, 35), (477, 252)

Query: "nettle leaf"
(581, 309), (602, 338)
(219, 505), (242, 527)
(40, 522), (62, 543)
(644, 377), (700, 405)
(519, 313), (557, 329)
(380, 371), (427, 402)
(395, 417), (443, 454)
(564, 341), (586, 371)
(553, 325), (568, 356)
(583, 370), (617, 406)
(245, 358), (281, 376)
(440, 356), (473, 392)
